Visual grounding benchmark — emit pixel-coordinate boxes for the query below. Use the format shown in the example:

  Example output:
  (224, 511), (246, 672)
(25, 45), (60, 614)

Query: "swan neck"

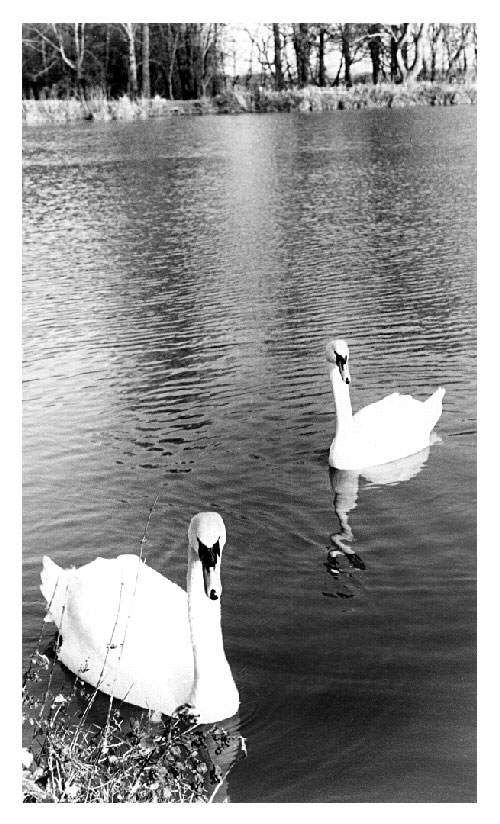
(186, 557), (226, 680)
(329, 365), (352, 433)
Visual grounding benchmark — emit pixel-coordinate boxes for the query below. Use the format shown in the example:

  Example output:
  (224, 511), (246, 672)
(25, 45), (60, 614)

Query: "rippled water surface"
(23, 107), (476, 802)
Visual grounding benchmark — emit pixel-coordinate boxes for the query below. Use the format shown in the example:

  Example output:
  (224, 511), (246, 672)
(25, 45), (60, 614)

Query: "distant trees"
(292, 24), (312, 87)
(245, 23), (475, 90)
(22, 24), (88, 95)
(120, 24), (138, 98)
(273, 24), (284, 91)
(142, 24), (150, 99)
(22, 23), (477, 100)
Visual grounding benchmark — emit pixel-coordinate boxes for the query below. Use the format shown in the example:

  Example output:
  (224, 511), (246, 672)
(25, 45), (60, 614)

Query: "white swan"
(40, 512), (239, 724)
(326, 339), (445, 470)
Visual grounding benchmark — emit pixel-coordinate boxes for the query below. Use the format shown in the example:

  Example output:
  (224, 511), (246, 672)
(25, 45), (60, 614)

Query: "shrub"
(22, 644), (244, 803)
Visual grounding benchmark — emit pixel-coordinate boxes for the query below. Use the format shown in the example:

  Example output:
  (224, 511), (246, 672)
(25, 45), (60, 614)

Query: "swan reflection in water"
(325, 445), (432, 584)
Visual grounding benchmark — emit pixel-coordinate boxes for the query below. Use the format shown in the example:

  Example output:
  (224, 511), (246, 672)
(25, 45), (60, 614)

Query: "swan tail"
(425, 387), (446, 430)
(40, 556), (68, 628)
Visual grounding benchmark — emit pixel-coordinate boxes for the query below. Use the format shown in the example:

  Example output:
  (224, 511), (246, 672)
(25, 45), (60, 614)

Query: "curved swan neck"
(186, 553), (237, 722)
(186, 556), (226, 678)
(329, 364), (352, 434)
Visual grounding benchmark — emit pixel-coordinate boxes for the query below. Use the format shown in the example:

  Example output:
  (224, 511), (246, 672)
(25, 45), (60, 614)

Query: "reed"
(22, 81), (476, 124)
(22, 643), (241, 803)
(255, 81), (477, 112)
(22, 94), (211, 124)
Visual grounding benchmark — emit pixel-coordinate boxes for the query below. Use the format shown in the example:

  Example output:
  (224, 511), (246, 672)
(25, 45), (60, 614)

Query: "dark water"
(23, 107), (476, 803)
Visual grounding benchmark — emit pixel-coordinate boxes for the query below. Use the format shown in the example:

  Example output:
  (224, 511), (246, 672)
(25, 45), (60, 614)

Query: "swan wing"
(352, 392), (414, 426)
(335, 388), (445, 468)
(353, 389), (444, 433)
(42, 555), (194, 714)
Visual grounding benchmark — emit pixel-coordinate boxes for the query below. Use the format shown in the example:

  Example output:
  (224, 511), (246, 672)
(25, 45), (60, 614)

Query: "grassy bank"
(22, 643), (244, 802)
(22, 81), (476, 124)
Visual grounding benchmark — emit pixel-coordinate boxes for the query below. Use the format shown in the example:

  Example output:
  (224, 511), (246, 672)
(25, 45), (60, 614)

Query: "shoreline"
(22, 81), (476, 125)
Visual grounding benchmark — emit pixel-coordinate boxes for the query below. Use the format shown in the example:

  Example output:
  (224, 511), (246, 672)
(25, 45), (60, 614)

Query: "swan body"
(40, 512), (239, 724)
(326, 339), (445, 470)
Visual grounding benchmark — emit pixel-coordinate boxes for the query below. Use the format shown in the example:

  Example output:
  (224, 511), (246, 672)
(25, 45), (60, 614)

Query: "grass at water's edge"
(22, 81), (476, 124)
(22, 645), (245, 803)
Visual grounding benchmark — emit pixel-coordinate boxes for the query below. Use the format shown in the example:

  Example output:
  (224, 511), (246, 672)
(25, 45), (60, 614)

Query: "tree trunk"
(293, 23), (310, 87)
(341, 24), (352, 86)
(142, 23), (150, 98)
(428, 24), (442, 82)
(167, 26), (179, 100)
(368, 24), (382, 84)
(183, 23), (202, 99)
(332, 55), (343, 87)
(273, 23), (283, 91)
(318, 26), (326, 87)
(402, 24), (424, 80)
(105, 24), (110, 91)
(390, 27), (400, 81)
(124, 24), (138, 98)
(74, 24), (83, 95)
(390, 24), (411, 83)
(210, 23), (220, 96)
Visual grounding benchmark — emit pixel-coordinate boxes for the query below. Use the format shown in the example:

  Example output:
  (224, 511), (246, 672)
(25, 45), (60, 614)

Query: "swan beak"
(202, 562), (222, 601)
(340, 362), (351, 385)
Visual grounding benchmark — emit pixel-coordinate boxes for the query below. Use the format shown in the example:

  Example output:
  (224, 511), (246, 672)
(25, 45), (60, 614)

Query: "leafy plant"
(23, 648), (242, 803)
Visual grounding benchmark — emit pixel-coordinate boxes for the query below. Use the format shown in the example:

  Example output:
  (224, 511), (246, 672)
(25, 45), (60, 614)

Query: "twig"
(105, 491), (161, 713)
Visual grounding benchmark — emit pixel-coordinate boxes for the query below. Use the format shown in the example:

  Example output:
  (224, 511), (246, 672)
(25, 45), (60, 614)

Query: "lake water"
(22, 106), (476, 803)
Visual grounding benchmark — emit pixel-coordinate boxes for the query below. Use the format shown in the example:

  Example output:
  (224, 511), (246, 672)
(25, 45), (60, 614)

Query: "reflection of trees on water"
(324, 447), (431, 593)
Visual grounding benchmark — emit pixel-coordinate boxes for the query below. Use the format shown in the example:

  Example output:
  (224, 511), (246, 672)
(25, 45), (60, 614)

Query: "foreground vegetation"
(22, 645), (243, 802)
(22, 81), (476, 124)
(23, 497), (244, 804)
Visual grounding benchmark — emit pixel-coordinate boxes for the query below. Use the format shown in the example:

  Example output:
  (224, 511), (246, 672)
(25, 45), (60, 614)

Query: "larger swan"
(326, 339), (445, 470)
(40, 512), (239, 724)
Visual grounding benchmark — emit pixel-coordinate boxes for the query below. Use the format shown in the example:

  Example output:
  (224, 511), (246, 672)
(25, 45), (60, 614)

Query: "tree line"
(22, 23), (477, 101)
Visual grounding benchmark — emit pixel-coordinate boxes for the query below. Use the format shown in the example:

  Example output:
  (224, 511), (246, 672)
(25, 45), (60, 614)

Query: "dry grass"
(22, 81), (477, 124)
(22, 647), (242, 803)
(256, 81), (477, 112)
(22, 94), (212, 124)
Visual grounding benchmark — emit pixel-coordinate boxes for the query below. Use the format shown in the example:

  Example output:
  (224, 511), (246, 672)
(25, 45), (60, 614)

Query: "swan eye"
(335, 352), (347, 368)
(197, 538), (220, 569)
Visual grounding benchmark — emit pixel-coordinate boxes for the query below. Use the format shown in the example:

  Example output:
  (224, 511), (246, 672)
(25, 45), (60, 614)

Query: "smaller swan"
(326, 339), (445, 470)
(40, 512), (239, 724)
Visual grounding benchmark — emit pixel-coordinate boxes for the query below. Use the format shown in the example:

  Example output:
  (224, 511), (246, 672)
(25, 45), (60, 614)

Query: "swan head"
(188, 512), (227, 602)
(326, 339), (351, 384)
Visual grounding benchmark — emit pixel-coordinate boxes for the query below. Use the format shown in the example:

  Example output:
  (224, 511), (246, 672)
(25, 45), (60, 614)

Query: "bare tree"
(340, 24), (353, 86)
(328, 25), (374, 86)
(385, 24), (425, 82)
(292, 23), (312, 87)
(403, 24), (425, 79)
(120, 24), (138, 98)
(367, 23), (384, 84)
(23, 24), (87, 94)
(423, 23), (444, 81)
(158, 24), (180, 99)
(273, 24), (284, 90)
(441, 23), (474, 79)
(244, 26), (275, 84)
(200, 24), (223, 96)
(22, 21), (477, 101)
(142, 24), (150, 97)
